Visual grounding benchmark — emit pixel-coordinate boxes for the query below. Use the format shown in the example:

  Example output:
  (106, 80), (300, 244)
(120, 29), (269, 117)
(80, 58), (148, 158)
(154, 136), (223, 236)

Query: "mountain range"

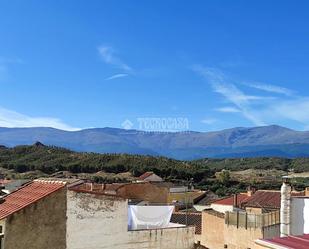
(0, 125), (309, 160)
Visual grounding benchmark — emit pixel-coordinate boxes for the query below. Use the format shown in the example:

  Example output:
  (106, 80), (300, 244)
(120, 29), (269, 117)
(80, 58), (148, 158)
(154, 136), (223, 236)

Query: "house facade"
(0, 179), (195, 249)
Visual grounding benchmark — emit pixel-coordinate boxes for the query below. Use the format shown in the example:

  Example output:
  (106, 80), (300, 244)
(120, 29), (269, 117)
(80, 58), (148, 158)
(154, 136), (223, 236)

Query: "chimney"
(233, 194), (238, 208)
(280, 176), (292, 237)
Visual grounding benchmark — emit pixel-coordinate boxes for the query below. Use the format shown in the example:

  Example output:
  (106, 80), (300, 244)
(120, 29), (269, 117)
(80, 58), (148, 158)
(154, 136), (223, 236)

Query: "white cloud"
(0, 107), (80, 131)
(201, 118), (217, 125)
(98, 45), (132, 72)
(215, 107), (241, 113)
(244, 82), (295, 96)
(193, 65), (309, 129)
(105, 73), (129, 81)
(193, 65), (266, 126)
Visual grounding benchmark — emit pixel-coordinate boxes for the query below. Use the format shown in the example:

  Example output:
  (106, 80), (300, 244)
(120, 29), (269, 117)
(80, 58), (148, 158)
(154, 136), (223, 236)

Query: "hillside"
(1, 125), (309, 159)
(1, 143), (309, 176)
(1, 144), (309, 196)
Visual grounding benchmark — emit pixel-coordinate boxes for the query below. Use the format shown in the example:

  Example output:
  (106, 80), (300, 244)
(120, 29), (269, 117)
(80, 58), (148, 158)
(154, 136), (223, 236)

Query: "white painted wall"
(127, 227), (195, 249)
(66, 190), (195, 249)
(66, 190), (129, 249)
(210, 204), (234, 213)
(169, 186), (188, 193)
(290, 197), (309, 235)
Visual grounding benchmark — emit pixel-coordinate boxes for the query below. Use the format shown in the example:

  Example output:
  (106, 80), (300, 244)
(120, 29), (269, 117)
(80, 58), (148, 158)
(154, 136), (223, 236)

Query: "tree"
(217, 169), (231, 185)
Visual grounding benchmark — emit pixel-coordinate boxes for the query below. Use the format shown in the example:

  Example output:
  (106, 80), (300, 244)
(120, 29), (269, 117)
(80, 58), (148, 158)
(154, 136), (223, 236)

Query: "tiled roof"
(211, 193), (249, 206)
(243, 190), (304, 209)
(139, 171), (154, 180)
(0, 180), (66, 220)
(257, 234), (309, 249)
(171, 212), (202, 234)
(195, 191), (219, 205)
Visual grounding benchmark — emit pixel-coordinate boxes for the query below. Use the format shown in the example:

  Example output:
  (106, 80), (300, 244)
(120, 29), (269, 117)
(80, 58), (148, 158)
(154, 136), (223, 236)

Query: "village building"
(254, 181), (309, 249)
(201, 208), (280, 249)
(0, 180), (67, 249)
(0, 179), (195, 249)
(210, 193), (250, 213)
(138, 171), (164, 182)
(82, 181), (169, 203)
(242, 189), (304, 214)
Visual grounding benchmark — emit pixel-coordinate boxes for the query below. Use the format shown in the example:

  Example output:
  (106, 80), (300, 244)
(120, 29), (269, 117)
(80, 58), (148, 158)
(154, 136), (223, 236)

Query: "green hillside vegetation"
(1, 143), (309, 196)
(0, 144), (209, 182)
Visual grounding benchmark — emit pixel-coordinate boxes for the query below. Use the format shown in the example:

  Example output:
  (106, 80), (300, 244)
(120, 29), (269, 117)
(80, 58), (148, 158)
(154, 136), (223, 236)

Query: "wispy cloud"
(201, 118), (217, 125)
(105, 73), (129, 81)
(193, 65), (266, 126)
(0, 107), (80, 131)
(215, 106), (241, 113)
(244, 82), (295, 96)
(193, 65), (309, 130)
(98, 45), (132, 73)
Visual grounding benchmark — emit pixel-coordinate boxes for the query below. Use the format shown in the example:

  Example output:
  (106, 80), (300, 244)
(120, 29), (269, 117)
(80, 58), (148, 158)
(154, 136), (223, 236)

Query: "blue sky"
(1, 0), (309, 131)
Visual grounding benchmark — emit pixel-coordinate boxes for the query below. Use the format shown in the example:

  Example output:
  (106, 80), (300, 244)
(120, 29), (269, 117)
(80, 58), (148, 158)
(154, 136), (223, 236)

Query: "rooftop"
(139, 171), (155, 180)
(0, 180), (66, 220)
(211, 193), (249, 206)
(243, 190), (304, 209)
(256, 234), (309, 249)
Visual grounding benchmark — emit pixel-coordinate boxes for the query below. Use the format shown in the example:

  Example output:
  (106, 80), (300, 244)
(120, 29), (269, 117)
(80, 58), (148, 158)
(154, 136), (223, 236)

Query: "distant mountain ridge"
(0, 125), (309, 159)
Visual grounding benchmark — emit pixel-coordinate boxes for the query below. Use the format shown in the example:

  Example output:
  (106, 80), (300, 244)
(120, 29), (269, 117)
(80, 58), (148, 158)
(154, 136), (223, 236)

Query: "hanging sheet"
(128, 205), (174, 230)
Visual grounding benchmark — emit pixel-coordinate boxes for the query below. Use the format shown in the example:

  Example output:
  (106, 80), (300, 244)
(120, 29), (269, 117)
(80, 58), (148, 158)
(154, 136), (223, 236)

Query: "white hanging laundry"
(128, 205), (174, 230)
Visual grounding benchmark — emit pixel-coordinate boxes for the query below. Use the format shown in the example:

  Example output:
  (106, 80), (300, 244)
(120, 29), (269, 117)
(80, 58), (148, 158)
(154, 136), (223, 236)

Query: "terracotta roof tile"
(212, 193), (249, 206)
(0, 180), (66, 220)
(260, 234), (309, 249)
(139, 172), (154, 180)
(243, 190), (304, 209)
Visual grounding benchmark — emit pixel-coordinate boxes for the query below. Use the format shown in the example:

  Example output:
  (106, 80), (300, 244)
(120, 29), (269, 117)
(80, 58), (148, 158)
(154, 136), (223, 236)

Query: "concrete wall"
(290, 197), (309, 235)
(3, 188), (67, 249)
(201, 211), (225, 249)
(245, 207), (263, 214)
(127, 227), (195, 249)
(66, 189), (195, 249)
(201, 211), (279, 249)
(117, 183), (168, 203)
(66, 190), (129, 249)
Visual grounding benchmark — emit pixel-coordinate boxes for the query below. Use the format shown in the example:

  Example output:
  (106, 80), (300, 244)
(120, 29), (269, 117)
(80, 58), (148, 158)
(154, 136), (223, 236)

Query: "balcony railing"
(225, 210), (280, 229)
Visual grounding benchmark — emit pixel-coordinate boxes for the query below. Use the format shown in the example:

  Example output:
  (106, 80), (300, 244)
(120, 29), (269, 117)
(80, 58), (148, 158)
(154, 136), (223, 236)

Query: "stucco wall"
(290, 197), (309, 235)
(246, 207), (263, 214)
(223, 225), (263, 249)
(66, 190), (129, 249)
(201, 211), (225, 249)
(3, 187), (67, 249)
(201, 211), (279, 249)
(117, 183), (168, 203)
(66, 189), (195, 249)
(127, 227), (195, 249)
